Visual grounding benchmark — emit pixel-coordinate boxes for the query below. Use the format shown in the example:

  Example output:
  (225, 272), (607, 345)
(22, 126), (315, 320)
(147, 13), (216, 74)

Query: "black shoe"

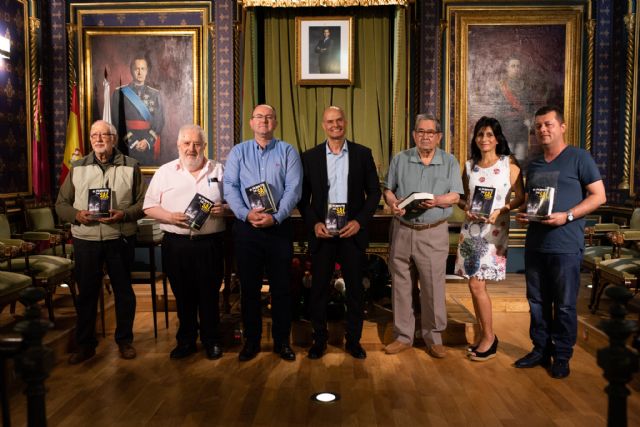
(468, 336), (498, 362)
(346, 342), (367, 359)
(274, 344), (296, 361)
(551, 359), (570, 379)
(514, 351), (551, 368)
(68, 347), (96, 365)
(205, 344), (223, 360)
(239, 342), (260, 362)
(308, 341), (327, 360)
(170, 344), (197, 360)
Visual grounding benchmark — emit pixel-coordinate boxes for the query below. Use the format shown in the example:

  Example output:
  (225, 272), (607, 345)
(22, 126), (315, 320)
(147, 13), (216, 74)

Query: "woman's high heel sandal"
(468, 336), (498, 362)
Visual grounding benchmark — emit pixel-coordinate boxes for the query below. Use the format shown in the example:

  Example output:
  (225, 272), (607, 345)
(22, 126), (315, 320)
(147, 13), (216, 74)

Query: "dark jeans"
(233, 219), (293, 347)
(310, 237), (366, 345)
(524, 250), (582, 360)
(162, 232), (224, 346)
(73, 236), (136, 348)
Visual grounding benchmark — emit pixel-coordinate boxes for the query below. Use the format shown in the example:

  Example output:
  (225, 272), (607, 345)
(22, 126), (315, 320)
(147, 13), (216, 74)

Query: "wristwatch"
(566, 210), (574, 222)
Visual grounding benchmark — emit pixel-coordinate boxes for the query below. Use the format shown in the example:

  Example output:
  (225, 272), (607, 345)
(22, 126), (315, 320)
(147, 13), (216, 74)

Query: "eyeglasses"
(415, 129), (440, 138)
(90, 132), (114, 139)
(252, 114), (275, 121)
(180, 141), (204, 148)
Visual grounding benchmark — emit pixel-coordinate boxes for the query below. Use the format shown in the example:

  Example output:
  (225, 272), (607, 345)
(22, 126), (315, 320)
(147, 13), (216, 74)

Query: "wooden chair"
(21, 198), (73, 258)
(589, 224), (640, 313)
(0, 271), (32, 315)
(0, 214), (75, 323)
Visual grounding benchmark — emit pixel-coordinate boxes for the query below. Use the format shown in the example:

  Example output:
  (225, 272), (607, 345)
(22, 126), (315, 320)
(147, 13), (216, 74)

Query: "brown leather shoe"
(384, 340), (412, 354)
(118, 343), (137, 360)
(68, 347), (96, 365)
(426, 344), (447, 359)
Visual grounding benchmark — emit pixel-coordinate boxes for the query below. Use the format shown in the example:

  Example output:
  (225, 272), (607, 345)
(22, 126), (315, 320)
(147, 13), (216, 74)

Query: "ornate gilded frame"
(626, 5), (638, 195)
(296, 16), (354, 85)
(68, 2), (212, 174)
(443, 3), (584, 166)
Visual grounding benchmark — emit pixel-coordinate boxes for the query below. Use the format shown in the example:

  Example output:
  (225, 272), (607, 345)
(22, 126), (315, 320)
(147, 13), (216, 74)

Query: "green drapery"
(241, 7), (408, 175)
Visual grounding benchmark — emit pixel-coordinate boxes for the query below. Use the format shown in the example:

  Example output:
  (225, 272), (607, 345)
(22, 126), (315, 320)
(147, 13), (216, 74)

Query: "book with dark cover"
(527, 186), (555, 221)
(397, 192), (434, 211)
(88, 188), (111, 218)
(470, 186), (496, 217)
(245, 181), (277, 214)
(326, 203), (348, 235)
(184, 193), (215, 230)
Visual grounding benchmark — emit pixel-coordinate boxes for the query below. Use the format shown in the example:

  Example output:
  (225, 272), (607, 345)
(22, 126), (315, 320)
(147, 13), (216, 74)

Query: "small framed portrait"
(296, 16), (354, 85)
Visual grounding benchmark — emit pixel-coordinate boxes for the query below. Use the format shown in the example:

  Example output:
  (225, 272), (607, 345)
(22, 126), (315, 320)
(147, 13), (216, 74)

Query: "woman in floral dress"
(455, 116), (524, 361)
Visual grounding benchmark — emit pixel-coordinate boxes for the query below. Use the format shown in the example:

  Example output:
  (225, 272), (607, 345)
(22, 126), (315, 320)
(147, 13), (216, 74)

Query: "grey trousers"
(388, 219), (449, 346)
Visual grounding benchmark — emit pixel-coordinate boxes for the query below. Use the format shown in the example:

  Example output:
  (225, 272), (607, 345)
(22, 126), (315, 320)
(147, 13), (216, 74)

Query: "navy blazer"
(298, 140), (381, 252)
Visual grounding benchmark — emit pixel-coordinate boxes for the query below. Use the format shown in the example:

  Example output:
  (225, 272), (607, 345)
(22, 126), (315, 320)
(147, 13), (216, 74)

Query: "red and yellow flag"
(60, 82), (83, 184)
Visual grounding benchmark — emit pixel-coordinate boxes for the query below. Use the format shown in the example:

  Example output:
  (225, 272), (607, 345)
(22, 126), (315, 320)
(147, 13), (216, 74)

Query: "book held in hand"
(184, 193), (216, 230)
(527, 186), (555, 221)
(245, 182), (277, 214)
(88, 188), (111, 218)
(397, 192), (434, 211)
(470, 186), (496, 217)
(326, 203), (347, 235)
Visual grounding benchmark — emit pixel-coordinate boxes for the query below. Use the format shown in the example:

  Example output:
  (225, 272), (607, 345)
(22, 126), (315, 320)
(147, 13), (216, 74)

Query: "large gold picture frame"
(69, 2), (210, 174)
(443, 4), (584, 168)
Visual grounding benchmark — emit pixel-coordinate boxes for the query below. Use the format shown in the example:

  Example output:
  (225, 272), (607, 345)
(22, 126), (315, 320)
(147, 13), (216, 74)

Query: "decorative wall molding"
(240, 0), (408, 7)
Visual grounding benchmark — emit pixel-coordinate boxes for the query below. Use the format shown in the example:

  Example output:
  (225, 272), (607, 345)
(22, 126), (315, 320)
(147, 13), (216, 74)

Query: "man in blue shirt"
(298, 106), (381, 360)
(515, 106), (606, 378)
(224, 104), (302, 362)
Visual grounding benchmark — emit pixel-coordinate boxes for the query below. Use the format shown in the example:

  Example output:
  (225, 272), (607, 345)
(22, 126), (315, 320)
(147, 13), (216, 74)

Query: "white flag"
(102, 77), (112, 124)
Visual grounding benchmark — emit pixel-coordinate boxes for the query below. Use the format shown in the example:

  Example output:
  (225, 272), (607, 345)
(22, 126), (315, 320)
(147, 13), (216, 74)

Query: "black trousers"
(73, 236), (136, 348)
(310, 237), (366, 345)
(162, 232), (224, 346)
(233, 219), (293, 347)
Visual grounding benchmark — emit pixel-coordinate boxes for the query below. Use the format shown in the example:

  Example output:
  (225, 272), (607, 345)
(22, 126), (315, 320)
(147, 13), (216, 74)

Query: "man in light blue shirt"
(224, 104), (302, 362)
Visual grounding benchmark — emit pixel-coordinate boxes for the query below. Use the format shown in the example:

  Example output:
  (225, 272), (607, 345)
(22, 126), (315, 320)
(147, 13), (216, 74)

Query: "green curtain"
(241, 6), (407, 175)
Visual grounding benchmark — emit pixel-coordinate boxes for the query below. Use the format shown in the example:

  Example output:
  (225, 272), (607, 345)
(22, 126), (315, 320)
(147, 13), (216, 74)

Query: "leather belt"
(397, 218), (447, 231)
(164, 231), (222, 241)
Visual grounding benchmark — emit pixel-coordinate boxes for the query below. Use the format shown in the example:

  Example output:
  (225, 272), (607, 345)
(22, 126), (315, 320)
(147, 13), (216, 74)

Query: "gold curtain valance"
(240, 0), (408, 7)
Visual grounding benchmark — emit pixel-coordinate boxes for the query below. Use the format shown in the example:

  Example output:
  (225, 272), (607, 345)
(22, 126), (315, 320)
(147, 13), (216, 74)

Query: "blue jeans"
(524, 250), (582, 360)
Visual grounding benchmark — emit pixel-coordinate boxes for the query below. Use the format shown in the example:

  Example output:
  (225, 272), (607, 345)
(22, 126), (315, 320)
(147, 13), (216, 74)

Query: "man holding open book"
(515, 106), (606, 378)
(298, 106), (381, 360)
(56, 120), (146, 364)
(224, 104), (302, 362)
(143, 124), (226, 361)
(383, 114), (464, 359)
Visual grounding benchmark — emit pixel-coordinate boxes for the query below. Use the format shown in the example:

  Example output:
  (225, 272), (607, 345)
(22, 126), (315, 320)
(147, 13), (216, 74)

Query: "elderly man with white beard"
(144, 124), (227, 360)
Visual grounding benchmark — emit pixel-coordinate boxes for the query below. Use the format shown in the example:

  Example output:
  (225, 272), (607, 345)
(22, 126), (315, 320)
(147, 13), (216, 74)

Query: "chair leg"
(163, 275), (169, 329)
(593, 280), (610, 314)
(9, 301), (16, 315)
(44, 290), (55, 324)
(589, 269), (600, 312)
(150, 279), (158, 339)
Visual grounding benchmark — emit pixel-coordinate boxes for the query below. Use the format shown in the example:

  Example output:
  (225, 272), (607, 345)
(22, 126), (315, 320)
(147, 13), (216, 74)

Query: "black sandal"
(468, 336), (498, 362)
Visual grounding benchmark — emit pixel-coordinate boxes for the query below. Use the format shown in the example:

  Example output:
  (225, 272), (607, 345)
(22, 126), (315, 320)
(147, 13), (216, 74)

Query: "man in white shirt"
(144, 124), (226, 360)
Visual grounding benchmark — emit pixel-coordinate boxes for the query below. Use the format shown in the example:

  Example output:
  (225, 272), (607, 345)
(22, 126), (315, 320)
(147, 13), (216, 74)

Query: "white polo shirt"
(144, 158), (226, 235)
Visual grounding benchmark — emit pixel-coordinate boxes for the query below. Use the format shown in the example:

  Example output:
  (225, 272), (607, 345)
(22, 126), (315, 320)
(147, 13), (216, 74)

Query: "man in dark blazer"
(298, 106), (381, 359)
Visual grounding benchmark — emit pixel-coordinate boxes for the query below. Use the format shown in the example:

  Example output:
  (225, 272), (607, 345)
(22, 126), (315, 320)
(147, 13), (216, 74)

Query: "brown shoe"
(118, 343), (137, 360)
(384, 340), (412, 354)
(426, 344), (447, 359)
(68, 347), (96, 365)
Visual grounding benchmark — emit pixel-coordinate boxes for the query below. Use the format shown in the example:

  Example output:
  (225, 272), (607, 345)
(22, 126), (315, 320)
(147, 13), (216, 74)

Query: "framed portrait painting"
(296, 16), (354, 85)
(443, 4), (584, 170)
(81, 28), (202, 172)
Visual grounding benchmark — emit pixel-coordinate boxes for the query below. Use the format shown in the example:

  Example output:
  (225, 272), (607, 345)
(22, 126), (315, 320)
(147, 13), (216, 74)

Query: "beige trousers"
(388, 219), (449, 346)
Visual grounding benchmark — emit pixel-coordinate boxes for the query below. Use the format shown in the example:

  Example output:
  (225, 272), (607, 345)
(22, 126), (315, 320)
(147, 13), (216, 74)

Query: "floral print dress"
(454, 156), (512, 281)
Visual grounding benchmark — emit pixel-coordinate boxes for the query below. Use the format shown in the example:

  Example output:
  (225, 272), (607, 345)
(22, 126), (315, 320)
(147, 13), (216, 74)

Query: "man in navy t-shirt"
(515, 106), (606, 379)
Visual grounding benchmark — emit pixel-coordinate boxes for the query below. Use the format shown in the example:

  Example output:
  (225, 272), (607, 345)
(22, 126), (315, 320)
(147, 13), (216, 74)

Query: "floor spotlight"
(311, 392), (340, 403)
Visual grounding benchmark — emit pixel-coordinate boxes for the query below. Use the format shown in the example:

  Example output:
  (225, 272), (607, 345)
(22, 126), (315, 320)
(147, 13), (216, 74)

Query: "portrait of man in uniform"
(86, 32), (200, 168)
